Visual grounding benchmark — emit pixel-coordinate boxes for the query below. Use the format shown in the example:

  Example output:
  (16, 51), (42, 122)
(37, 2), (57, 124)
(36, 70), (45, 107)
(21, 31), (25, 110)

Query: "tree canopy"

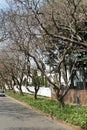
(0, 0), (87, 107)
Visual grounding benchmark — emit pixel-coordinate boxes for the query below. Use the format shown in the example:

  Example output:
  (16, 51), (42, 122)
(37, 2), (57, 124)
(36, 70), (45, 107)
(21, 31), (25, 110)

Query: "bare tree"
(29, 0), (87, 106)
(0, 0), (87, 107)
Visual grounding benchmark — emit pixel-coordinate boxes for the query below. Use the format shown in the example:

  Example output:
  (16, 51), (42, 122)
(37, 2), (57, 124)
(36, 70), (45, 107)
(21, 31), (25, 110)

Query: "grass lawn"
(6, 90), (87, 129)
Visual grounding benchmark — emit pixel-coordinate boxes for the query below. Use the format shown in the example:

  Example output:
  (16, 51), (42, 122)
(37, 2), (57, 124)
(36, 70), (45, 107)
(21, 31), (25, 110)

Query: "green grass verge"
(6, 90), (87, 129)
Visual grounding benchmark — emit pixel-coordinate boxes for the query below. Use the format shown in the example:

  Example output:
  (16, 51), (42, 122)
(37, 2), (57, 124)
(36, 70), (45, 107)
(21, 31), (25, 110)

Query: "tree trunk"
(58, 98), (65, 108)
(82, 67), (86, 89)
(12, 88), (16, 93)
(71, 74), (74, 89)
(19, 85), (24, 95)
(34, 86), (39, 99)
(54, 87), (65, 108)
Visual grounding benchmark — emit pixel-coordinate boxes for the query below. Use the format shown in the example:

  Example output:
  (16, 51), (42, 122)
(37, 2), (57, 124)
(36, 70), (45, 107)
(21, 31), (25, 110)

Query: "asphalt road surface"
(0, 96), (75, 130)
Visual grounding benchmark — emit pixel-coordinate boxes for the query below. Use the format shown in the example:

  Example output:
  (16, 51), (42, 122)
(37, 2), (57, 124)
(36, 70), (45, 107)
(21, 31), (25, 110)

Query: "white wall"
(14, 86), (51, 97)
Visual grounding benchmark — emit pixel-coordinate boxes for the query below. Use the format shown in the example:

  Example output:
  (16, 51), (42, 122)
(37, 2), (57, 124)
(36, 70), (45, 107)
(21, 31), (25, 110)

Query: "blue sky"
(0, 0), (8, 9)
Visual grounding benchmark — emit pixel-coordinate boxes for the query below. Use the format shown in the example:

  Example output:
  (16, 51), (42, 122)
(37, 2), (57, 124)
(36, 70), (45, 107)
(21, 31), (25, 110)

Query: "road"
(0, 96), (77, 130)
